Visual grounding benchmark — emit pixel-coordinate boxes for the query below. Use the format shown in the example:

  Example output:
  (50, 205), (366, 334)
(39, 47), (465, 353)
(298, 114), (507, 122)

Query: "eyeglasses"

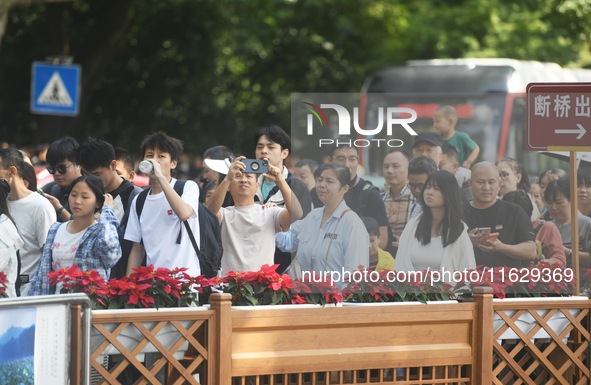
(408, 183), (425, 191)
(46, 163), (75, 175)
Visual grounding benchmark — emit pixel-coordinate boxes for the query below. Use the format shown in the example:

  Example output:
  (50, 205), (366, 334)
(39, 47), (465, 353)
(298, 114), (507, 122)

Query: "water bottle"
(139, 160), (154, 174)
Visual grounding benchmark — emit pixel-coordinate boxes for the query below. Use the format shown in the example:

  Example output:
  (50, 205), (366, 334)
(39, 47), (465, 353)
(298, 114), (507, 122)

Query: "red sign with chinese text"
(527, 82), (591, 150)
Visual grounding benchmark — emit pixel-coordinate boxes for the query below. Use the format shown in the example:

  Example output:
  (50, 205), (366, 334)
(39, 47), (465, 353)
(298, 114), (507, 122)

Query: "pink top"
(533, 219), (566, 268)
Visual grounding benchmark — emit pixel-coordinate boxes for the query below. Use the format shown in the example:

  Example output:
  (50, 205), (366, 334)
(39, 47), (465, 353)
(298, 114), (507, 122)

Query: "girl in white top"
(395, 170), (475, 274)
(277, 164), (369, 287)
(0, 180), (23, 297)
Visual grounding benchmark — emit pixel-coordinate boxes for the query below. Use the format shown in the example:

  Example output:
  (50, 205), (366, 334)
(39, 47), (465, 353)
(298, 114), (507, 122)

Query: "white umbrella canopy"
(540, 151), (591, 169)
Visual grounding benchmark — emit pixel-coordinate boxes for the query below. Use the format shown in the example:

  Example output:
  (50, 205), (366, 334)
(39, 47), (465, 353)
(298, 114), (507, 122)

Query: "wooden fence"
(89, 289), (591, 385)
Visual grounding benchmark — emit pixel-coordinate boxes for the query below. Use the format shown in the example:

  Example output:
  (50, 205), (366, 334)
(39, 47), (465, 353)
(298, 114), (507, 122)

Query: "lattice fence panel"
(90, 316), (210, 385)
(492, 306), (590, 385)
(232, 365), (471, 385)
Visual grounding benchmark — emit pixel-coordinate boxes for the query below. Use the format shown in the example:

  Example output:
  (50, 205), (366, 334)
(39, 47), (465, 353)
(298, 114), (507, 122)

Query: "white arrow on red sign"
(554, 124), (587, 140)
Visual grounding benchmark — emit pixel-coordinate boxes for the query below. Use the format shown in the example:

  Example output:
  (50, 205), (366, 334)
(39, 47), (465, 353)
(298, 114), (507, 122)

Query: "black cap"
(413, 132), (443, 148)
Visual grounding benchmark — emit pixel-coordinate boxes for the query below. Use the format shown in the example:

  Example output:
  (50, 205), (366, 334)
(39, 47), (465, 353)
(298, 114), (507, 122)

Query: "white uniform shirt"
(124, 178), (201, 277)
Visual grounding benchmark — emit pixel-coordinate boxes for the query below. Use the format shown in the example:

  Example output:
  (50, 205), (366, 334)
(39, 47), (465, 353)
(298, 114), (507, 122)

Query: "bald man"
(464, 162), (537, 267)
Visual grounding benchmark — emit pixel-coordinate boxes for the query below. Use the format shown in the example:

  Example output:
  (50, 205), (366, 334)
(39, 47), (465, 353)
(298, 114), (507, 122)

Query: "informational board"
(527, 82), (591, 151)
(30, 62), (81, 116)
(0, 294), (91, 385)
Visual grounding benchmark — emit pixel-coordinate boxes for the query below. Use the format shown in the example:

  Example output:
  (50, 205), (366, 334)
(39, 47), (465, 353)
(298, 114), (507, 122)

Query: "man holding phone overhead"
(464, 162), (537, 267)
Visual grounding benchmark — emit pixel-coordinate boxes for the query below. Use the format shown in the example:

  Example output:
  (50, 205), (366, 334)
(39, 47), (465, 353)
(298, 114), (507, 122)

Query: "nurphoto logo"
(302, 100), (418, 148)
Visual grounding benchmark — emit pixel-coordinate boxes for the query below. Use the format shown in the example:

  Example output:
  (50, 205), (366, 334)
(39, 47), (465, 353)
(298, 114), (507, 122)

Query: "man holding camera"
(253, 125), (311, 273)
(207, 156), (303, 274)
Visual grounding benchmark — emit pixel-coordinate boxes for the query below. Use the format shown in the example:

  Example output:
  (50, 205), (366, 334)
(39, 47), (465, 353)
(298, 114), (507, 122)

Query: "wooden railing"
(89, 289), (591, 385)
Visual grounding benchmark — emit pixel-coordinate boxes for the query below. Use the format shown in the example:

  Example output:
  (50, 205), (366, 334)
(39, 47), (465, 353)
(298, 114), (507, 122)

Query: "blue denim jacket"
(29, 206), (121, 295)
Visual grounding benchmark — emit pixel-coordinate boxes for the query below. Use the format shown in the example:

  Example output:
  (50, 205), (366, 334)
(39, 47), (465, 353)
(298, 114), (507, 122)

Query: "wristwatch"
(57, 207), (66, 215)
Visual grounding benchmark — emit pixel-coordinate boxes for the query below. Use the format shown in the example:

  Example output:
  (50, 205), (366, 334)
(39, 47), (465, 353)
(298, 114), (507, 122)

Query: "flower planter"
(91, 307), (206, 360)
(343, 300), (458, 306)
(231, 303), (341, 310)
(493, 296), (586, 341)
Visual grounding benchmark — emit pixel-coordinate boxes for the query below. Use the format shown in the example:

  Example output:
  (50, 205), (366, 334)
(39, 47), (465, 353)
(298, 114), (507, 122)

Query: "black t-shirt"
(464, 200), (535, 268)
(109, 178), (142, 279)
(42, 181), (70, 222)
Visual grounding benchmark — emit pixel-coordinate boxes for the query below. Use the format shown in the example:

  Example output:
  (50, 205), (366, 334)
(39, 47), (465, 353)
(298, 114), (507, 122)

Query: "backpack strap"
(260, 174), (292, 204)
(135, 188), (150, 219)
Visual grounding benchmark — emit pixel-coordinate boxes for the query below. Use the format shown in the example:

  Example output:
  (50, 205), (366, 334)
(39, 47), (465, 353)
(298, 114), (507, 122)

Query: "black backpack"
(135, 180), (223, 278)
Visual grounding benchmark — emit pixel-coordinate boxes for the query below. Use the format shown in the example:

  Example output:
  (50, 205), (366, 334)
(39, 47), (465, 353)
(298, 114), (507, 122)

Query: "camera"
(242, 159), (269, 174)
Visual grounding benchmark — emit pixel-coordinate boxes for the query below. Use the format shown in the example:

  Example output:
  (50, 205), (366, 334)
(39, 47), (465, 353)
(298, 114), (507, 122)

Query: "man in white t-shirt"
(124, 132), (201, 277)
(0, 148), (56, 296)
(206, 156), (303, 274)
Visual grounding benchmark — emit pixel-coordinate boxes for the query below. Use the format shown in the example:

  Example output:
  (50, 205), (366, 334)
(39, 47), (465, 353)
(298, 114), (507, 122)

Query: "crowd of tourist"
(0, 104), (588, 301)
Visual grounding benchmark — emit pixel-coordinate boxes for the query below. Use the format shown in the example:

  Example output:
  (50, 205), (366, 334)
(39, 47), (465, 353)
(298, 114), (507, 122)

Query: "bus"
(359, 58), (591, 177)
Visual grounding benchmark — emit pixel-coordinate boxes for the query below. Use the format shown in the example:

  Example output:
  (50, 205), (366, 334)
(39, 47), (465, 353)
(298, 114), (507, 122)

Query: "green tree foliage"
(0, 0), (590, 156)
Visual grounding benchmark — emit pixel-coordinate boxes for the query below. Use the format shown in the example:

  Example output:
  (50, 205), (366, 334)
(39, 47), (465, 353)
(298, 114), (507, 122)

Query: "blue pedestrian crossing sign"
(31, 62), (81, 116)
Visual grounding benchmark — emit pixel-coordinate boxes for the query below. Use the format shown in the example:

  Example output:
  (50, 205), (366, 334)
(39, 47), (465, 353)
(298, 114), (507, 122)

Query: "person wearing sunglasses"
(41, 137), (82, 222)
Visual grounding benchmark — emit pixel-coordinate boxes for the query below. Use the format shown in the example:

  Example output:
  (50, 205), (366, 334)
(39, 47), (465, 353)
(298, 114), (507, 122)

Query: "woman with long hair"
(395, 170), (475, 273)
(0, 179), (23, 297)
(29, 174), (122, 295)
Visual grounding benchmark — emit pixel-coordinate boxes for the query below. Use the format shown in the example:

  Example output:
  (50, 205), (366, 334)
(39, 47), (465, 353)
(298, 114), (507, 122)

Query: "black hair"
(0, 148), (26, 177)
(502, 190), (533, 218)
(203, 145), (234, 161)
(295, 158), (319, 173)
(21, 162), (37, 191)
(46, 137), (79, 165)
(386, 148), (410, 161)
(415, 170), (465, 247)
(408, 156), (437, 176)
(314, 163), (351, 188)
(253, 125), (291, 152)
(0, 178), (13, 224)
(203, 180), (216, 195)
(78, 138), (116, 171)
(114, 147), (136, 173)
(577, 167), (591, 187)
(69, 174), (105, 211)
(441, 143), (458, 160)
(497, 157), (531, 193)
(361, 216), (380, 237)
(140, 132), (183, 162)
(544, 177), (570, 203)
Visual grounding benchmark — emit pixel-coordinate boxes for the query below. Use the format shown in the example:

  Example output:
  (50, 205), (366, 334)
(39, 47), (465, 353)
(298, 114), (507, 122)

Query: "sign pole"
(570, 151), (580, 295)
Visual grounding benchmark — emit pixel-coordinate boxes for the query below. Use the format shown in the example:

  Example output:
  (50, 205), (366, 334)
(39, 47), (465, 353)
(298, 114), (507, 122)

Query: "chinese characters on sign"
(527, 83), (591, 150)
